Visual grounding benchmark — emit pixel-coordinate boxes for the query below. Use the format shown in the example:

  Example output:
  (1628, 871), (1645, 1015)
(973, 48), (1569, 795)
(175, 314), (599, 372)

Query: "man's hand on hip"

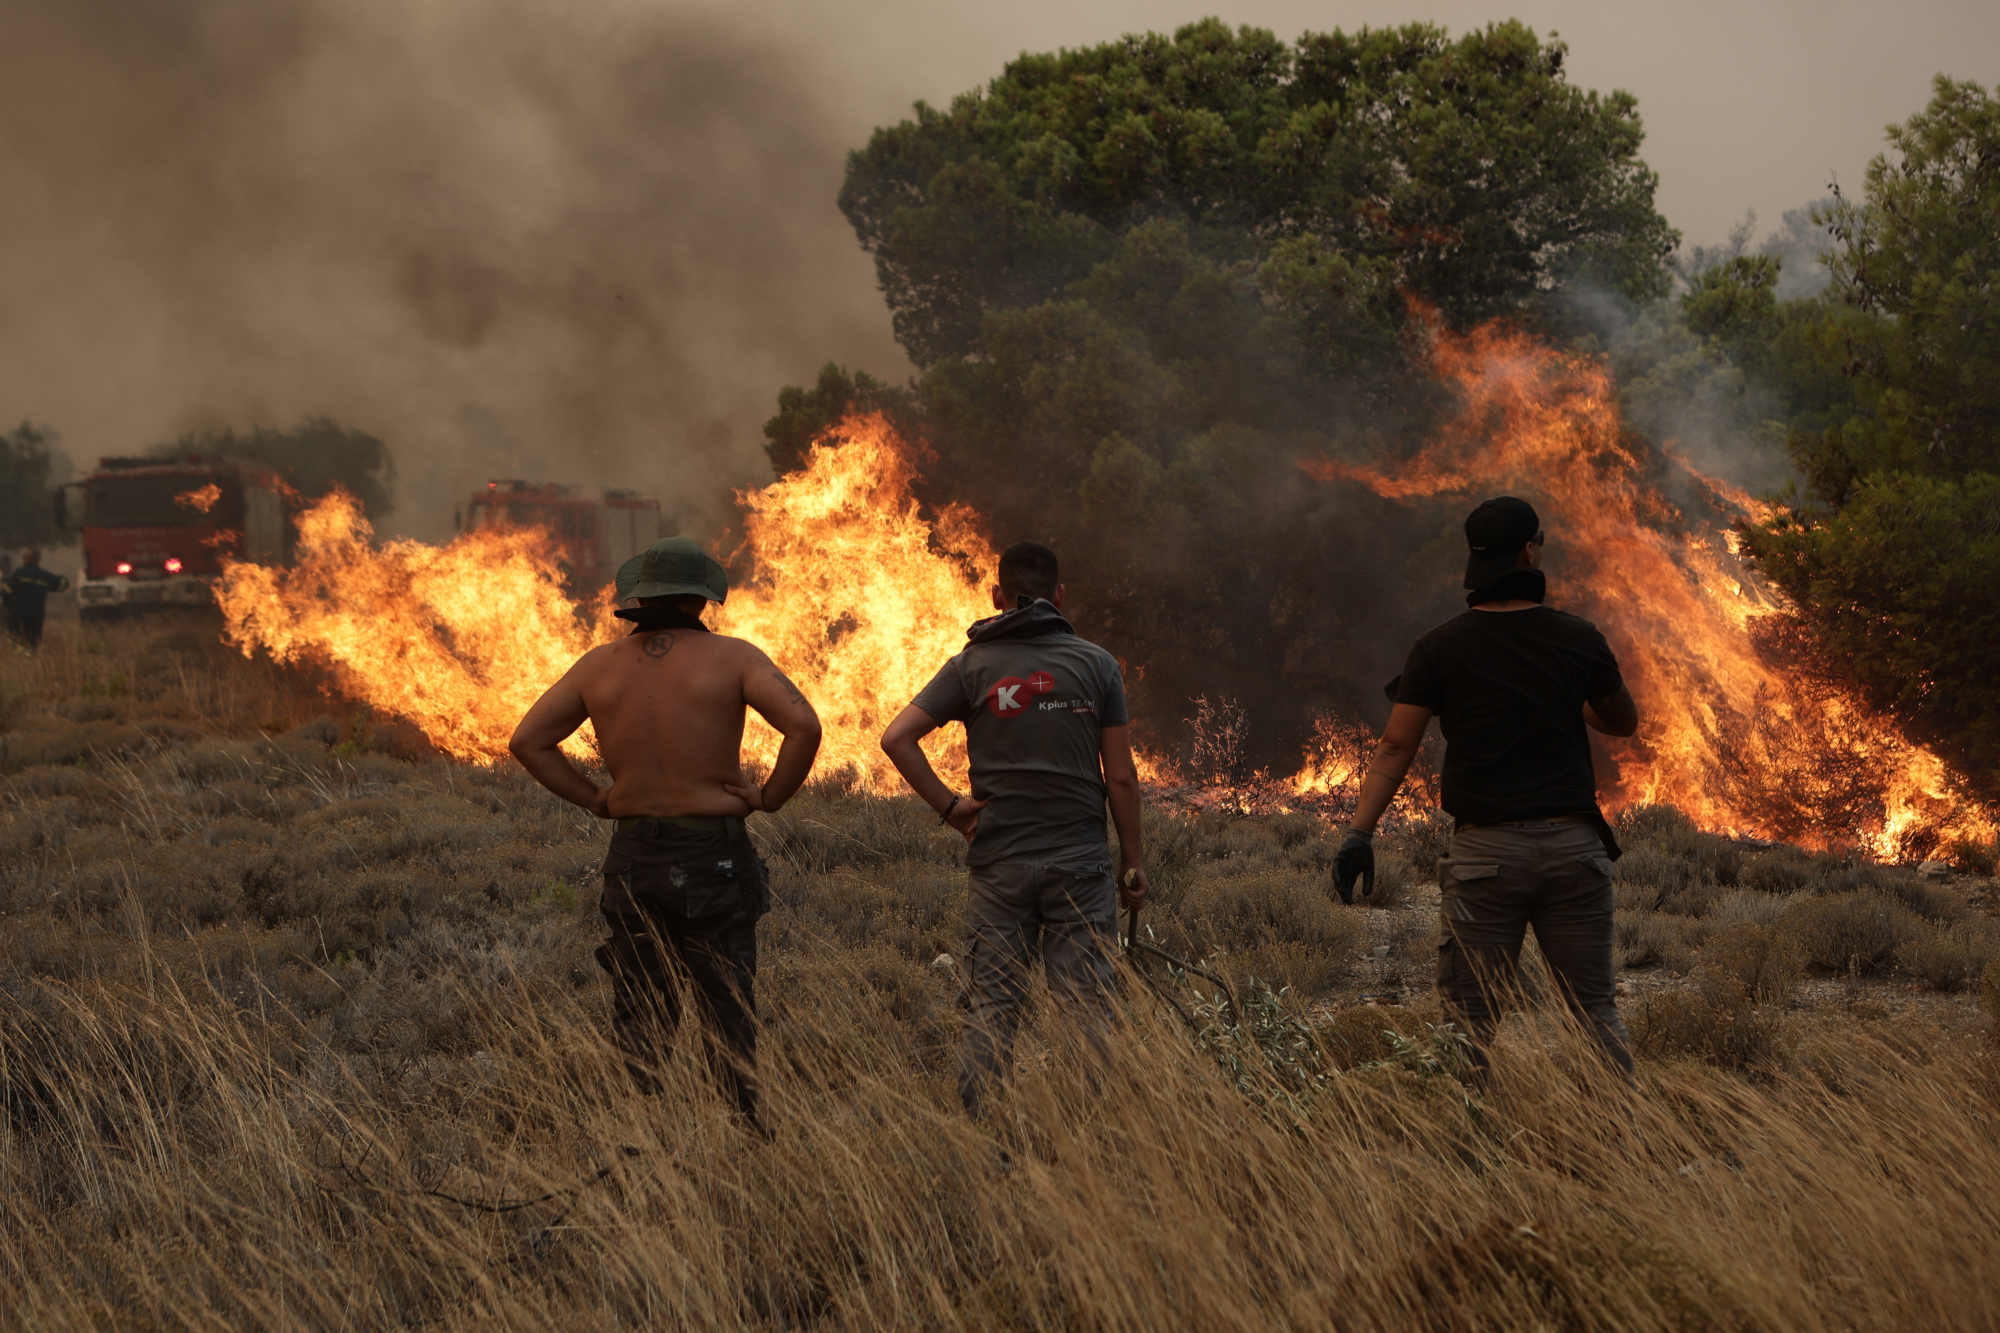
(945, 796), (986, 843)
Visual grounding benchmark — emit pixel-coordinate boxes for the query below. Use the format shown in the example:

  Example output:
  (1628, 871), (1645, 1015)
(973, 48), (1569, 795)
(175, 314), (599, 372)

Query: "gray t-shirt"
(910, 602), (1130, 866)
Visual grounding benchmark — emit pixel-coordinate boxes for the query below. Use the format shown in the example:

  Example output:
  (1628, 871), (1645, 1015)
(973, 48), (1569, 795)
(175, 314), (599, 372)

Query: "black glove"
(1333, 828), (1375, 905)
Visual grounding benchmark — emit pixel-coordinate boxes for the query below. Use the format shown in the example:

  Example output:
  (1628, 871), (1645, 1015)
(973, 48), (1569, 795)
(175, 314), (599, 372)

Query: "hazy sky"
(4, 0), (1994, 543)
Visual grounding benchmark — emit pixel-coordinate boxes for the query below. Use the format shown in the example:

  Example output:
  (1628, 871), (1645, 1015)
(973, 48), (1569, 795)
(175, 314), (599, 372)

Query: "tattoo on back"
(771, 670), (806, 704)
(643, 632), (676, 658)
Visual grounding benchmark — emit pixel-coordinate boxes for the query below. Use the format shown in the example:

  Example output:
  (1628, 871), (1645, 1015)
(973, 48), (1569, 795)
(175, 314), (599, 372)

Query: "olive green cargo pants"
(1438, 820), (1633, 1080)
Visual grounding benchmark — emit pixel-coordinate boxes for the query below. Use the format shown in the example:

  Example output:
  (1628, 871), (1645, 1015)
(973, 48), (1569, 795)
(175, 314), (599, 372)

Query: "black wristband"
(940, 794), (961, 824)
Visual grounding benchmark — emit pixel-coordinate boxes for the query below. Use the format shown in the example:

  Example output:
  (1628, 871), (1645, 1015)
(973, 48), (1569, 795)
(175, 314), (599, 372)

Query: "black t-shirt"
(1392, 606), (1624, 826)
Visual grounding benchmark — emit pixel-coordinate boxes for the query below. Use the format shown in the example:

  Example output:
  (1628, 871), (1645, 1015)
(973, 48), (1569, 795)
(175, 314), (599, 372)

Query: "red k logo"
(986, 669), (1057, 718)
(986, 677), (1028, 717)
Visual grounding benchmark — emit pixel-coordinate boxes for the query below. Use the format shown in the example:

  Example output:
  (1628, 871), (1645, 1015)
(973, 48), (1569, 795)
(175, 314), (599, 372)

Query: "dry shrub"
(1876, 873), (1970, 924)
(1382, 806), (1453, 869)
(1617, 910), (1693, 973)
(1779, 891), (1928, 974)
(1895, 928), (2000, 993)
(1178, 871), (1362, 994)
(1363, 848), (1416, 909)
(1739, 849), (1820, 895)
(1629, 982), (1791, 1071)
(1708, 889), (1796, 929)
(11, 628), (2000, 1327)
(1697, 922), (1805, 1004)
(1982, 959), (2000, 1038)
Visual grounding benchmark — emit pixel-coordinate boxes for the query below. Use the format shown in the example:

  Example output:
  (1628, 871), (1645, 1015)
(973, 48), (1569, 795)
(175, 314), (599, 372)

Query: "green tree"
(841, 18), (1676, 367)
(763, 364), (917, 475)
(1740, 77), (2000, 790)
(151, 416), (397, 521)
(0, 422), (72, 550)
(777, 20), (1678, 762)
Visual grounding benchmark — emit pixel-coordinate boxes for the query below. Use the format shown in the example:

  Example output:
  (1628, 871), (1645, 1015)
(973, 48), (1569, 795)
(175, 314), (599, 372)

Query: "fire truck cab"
(58, 456), (291, 621)
(457, 481), (664, 586)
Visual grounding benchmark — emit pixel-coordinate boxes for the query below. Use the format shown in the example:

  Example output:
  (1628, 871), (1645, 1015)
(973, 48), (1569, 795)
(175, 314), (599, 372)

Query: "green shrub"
(1778, 891), (1927, 974)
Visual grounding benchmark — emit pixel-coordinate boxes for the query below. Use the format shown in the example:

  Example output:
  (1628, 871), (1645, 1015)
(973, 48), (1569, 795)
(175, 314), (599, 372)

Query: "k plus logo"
(987, 668), (1057, 718)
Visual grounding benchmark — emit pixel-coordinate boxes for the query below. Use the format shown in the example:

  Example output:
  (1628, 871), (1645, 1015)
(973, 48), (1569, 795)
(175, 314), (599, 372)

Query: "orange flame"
(216, 489), (611, 762)
(712, 414), (993, 790)
(1303, 315), (1994, 857)
(217, 416), (995, 788)
(175, 483), (222, 514)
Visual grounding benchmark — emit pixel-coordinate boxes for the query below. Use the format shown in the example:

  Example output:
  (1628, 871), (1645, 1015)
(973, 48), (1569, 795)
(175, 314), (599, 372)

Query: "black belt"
(614, 814), (746, 840)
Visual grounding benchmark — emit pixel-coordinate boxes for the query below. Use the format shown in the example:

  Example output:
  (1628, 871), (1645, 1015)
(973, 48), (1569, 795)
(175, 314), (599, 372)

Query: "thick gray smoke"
(0, 0), (907, 542)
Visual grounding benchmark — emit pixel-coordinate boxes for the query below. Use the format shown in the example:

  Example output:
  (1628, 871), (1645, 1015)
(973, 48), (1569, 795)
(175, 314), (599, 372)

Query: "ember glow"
(1303, 314), (1995, 858)
(175, 483), (222, 514)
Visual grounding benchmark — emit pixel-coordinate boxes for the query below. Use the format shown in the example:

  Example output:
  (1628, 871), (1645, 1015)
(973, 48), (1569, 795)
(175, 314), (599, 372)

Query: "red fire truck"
(58, 455), (292, 621)
(456, 481), (664, 587)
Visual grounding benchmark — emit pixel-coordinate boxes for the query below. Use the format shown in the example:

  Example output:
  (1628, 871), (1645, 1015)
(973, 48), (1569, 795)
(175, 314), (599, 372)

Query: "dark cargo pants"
(959, 845), (1118, 1118)
(1438, 820), (1633, 1080)
(597, 823), (770, 1120)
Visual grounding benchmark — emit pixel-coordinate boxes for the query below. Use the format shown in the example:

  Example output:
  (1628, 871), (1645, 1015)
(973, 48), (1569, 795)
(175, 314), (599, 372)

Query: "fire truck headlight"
(116, 562), (132, 575)
(164, 557), (183, 574)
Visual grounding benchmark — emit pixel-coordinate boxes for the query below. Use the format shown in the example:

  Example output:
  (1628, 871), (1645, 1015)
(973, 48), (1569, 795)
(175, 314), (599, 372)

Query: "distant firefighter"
(509, 538), (822, 1133)
(3, 550), (69, 652)
(880, 541), (1148, 1119)
(1337, 497), (1641, 1084)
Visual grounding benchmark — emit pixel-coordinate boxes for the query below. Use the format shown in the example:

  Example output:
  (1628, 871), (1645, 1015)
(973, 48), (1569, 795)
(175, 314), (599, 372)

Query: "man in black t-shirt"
(881, 541), (1148, 1118)
(1336, 497), (1640, 1081)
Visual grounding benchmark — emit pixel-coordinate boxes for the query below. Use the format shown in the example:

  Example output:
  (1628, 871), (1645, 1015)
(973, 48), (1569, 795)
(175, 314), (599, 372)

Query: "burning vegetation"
(211, 378), (1989, 864)
(1305, 314), (1995, 860)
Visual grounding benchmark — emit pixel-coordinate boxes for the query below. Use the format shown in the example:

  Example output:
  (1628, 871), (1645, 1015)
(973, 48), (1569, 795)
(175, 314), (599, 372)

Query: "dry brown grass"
(4, 617), (2000, 1330)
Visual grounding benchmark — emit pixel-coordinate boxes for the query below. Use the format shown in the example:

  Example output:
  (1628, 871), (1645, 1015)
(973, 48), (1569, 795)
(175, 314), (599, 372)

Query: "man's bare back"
(510, 607), (822, 819)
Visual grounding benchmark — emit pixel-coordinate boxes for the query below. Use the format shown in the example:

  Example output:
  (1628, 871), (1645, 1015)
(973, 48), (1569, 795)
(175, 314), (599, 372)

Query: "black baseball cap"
(1463, 496), (1541, 590)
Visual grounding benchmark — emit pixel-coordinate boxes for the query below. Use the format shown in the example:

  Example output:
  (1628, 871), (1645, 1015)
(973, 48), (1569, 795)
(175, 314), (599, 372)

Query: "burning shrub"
(1778, 891), (1927, 974)
(1946, 838), (1997, 877)
(1697, 923), (1805, 1004)
(1894, 928), (2000, 994)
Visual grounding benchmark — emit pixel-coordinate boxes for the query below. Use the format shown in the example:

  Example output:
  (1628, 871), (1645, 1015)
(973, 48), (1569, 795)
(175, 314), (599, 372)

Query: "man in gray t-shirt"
(881, 541), (1148, 1118)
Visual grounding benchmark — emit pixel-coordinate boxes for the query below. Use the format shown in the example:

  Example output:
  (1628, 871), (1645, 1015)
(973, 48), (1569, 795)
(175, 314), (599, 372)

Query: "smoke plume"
(0, 0), (906, 540)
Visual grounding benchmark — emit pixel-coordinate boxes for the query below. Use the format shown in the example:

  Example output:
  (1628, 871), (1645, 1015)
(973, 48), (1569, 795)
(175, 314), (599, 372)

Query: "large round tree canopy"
(841, 18), (1677, 367)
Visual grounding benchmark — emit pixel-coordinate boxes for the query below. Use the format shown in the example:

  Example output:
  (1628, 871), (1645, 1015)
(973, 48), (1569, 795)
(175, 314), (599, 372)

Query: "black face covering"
(614, 604), (710, 633)
(1466, 568), (1547, 607)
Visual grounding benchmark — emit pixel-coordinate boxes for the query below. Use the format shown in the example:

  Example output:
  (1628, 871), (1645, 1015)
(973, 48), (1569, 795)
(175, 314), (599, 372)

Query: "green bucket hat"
(616, 538), (728, 604)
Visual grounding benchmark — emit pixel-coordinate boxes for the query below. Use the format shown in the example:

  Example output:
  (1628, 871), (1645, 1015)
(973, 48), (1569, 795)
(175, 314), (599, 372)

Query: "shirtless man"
(510, 538), (821, 1125)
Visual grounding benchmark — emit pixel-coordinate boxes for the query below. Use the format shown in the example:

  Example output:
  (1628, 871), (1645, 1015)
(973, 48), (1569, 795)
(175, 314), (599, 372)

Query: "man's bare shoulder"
(703, 630), (777, 664)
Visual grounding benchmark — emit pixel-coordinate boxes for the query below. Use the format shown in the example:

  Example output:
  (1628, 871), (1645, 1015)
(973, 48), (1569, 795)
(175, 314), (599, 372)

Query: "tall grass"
(4, 617), (2000, 1329)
